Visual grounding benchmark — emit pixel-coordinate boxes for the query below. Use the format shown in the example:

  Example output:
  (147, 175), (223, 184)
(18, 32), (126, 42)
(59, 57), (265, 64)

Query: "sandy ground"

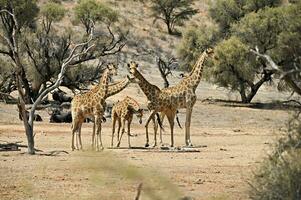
(0, 77), (294, 200)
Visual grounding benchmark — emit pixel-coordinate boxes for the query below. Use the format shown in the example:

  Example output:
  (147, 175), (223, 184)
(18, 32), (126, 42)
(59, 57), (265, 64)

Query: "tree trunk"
(243, 71), (273, 103)
(16, 75), (35, 155)
(24, 121), (35, 154)
(166, 19), (173, 35)
(239, 82), (248, 103)
(20, 67), (33, 104)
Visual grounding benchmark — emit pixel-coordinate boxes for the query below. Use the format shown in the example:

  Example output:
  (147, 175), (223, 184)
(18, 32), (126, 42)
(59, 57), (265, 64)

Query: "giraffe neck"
(96, 69), (110, 98)
(105, 78), (130, 98)
(186, 50), (208, 88)
(134, 69), (160, 100)
(126, 96), (140, 112)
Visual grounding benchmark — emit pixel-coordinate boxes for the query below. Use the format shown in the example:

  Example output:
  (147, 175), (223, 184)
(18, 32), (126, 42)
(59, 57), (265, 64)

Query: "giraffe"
(71, 64), (117, 151)
(127, 48), (213, 147)
(111, 96), (143, 148)
(126, 62), (161, 147)
(89, 75), (135, 147)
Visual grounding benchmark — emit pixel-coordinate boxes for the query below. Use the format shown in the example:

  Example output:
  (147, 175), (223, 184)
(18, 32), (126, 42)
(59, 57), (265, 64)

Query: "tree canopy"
(75, 0), (118, 34)
(150, 0), (197, 35)
(178, 1), (301, 103)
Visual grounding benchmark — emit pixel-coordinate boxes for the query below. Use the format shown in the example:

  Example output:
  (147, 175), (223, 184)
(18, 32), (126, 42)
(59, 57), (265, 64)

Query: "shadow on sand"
(200, 98), (301, 111)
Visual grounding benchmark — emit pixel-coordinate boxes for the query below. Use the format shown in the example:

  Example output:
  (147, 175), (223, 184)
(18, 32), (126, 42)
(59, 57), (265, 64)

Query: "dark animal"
(50, 110), (72, 123)
(52, 91), (72, 103)
(19, 110), (43, 122)
(49, 110), (104, 123)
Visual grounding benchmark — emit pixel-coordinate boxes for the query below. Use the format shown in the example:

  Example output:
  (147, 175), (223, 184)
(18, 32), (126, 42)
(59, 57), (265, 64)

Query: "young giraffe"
(127, 48), (213, 147)
(111, 96), (143, 148)
(71, 64), (117, 151)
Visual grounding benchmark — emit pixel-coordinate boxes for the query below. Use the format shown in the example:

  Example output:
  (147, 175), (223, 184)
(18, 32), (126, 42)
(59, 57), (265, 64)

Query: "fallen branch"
(0, 141), (43, 152)
(38, 150), (69, 156)
(135, 183), (143, 200)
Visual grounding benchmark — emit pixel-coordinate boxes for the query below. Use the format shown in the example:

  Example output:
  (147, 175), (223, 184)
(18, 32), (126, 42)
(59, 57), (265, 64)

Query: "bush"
(250, 113), (301, 200)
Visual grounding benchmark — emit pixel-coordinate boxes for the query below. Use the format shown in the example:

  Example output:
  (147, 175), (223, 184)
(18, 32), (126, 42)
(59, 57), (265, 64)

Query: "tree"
(0, 0), (125, 154)
(150, 0), (198, 35)
(0, 0), (126, 102)
(210, 37), (272, 103)
(177, 0), (298, 103)
(0, 0), (39, 103)
(209, 0), (281, 34)
(0, 1), (95, 154)
(177, 24), (219, 69)
(40, 2), (65, 34)
(74, 0), (118, 34)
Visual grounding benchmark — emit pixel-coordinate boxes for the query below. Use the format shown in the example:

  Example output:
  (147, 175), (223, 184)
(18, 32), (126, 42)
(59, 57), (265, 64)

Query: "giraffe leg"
(75, 132), (79, 150)
(185, 106), (194, 147)
(92, 121), (96, 150)
(145, 110), (157, 147)
(159, 113), (165, 145)
(95, 116), (103, 151)
(78, 123), (83, 150)
(71, 118), (80, 151)
(127, 117), (132, 148)
(166, 111), (176, 147)
(111, 115), (116, 147)
(151, 115), (158, 147)
(117, 118), (126, 147)
(117, 118), (121, 144)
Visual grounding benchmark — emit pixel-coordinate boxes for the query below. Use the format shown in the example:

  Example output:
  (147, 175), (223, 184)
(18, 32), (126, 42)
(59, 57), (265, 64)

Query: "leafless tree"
(156, 57), (178, 88)
(0, 8), (95, 154)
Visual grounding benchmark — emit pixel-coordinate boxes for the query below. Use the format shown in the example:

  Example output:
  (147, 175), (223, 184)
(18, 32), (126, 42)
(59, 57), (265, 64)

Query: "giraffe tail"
(176, 110), (182, 129)
(156, 113), (164, 132)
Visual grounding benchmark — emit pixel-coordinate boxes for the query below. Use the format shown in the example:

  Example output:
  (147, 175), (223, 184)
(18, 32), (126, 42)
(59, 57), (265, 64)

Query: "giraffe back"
(112, 96), (143, 120)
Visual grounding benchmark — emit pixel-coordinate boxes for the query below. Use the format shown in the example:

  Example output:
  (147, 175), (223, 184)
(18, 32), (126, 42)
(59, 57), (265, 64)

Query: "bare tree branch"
(250, 46), (301, 96)
(28, 31), (95, 125)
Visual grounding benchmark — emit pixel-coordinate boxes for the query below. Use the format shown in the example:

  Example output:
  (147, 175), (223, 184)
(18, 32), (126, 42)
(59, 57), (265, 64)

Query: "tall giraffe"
(89, 75), (135, 147)
(128, 48), (213, 147)
(127, 62), (161, 147)
(111, 96), (143, 148)
(71, 64), (117, 151)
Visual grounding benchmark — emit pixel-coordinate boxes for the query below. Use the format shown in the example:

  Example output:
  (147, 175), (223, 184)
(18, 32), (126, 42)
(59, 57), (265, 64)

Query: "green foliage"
(41, 2), (65, 23)
(232, 7), (284, 52)
(179, 0), (300, 103)
(250, 114), (301, 200)
(209, 0), (245, 34)
(150, 0), (198, 34)
(40, 2), (65, 33)
(273, 3), (301, 73)
(0, 0), (39, 29)
(209, 37), (256, 92)
(177, 24), (219, 68)
(75, 0), (118, 33)
(244, 0), (282, 12)
(289, 0), (301, 3)
(209, 0), (281, 34)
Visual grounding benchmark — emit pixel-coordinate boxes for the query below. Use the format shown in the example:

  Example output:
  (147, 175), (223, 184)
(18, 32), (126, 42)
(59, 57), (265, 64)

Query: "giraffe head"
(205, 48), (214, 58)
(127, 61), (139, 76)
(194, 48), (215, 67)
(136, 108), (143, 124)
(107, 63), (118, 76)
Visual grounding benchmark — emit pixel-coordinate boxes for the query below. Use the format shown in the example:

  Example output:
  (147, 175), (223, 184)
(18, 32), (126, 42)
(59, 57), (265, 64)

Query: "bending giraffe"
(71, 64), (117, 151)
(127, 48), (214, 147)
(111, 96), (143, 148)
